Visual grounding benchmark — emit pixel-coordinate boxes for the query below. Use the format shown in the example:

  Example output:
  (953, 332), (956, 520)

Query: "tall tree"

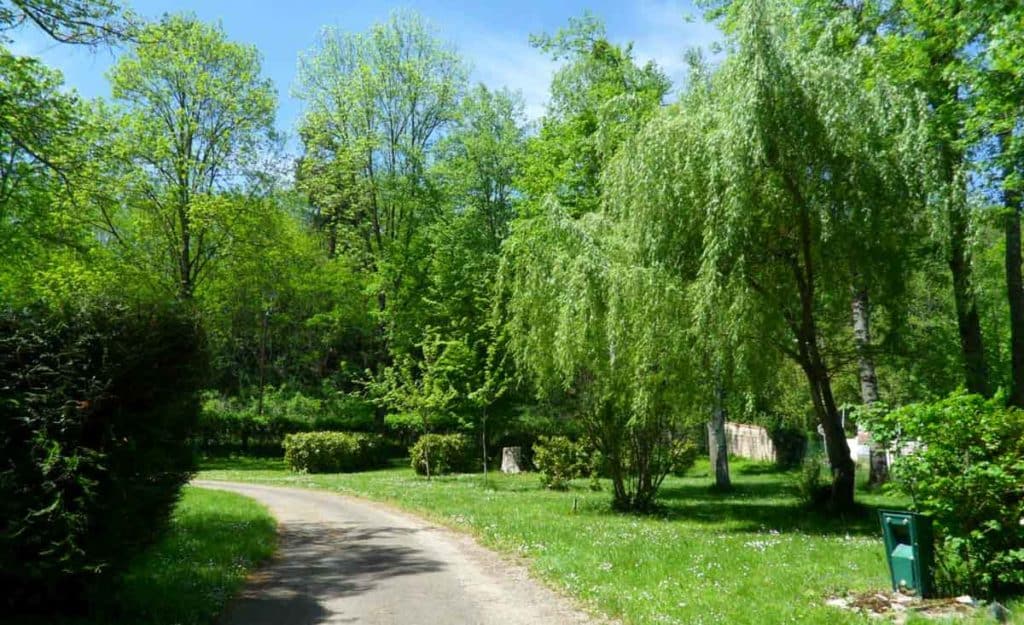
(521, 12), (669, 216)
(106, 14), (277, 300)
(608, 1), (928, 510)
(295, 9), (468, 351)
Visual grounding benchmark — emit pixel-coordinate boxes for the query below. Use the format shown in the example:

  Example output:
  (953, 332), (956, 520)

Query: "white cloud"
(445, 1), (723, 120)
(453, 25), (557, 121)
(628, 0), (723, 96)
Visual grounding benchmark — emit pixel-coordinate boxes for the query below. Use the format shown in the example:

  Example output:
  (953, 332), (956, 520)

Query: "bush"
(283, 431), (385, 473)
(533, 436), (587, 490)
(0, 302), (205, 611)
(794, 452), (829, 508)
(866, 392), (1024, 596)
(410, 433), (472, 476)
(769, 425), (807, 470)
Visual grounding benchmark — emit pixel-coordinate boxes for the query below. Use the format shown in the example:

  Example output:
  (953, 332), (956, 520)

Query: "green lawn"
(197, 456), (1017, 625)
(23, 486), (277, 625)
(104, 485), (277, 625)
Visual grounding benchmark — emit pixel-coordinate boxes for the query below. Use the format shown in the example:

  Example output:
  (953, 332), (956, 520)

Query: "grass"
(19, 486), (278, 625)
(197, 455), (1022, 625)
(105, 485), (278, 625)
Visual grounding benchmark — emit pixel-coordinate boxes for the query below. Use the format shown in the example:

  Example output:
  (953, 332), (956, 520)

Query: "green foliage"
(198, 389), (377, 455)
(533, 435), (588, 490)
(522, 12), (669, 216)
(105, 13), (278, 299)
(793, 453), (828, 509)
(866, 392), (1024, 596)
(282, 431), (385, 474)
(500, 206), (702, 510)
(409, 433), (472, 476)
(0, 301), (206, 610)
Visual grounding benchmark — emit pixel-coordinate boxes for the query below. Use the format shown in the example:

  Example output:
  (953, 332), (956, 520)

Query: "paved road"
(193, 480), (601, 625)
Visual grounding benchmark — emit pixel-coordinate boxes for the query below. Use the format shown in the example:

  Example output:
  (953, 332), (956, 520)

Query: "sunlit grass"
(196, 456), (1024, 625)
(101, 486), (277, 625)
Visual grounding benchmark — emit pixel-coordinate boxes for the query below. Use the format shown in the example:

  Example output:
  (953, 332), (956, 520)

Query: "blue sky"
(7, 1), (721, 143)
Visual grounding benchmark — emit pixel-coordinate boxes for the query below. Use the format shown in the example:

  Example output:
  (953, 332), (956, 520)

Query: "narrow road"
(193, 481), (601, 625)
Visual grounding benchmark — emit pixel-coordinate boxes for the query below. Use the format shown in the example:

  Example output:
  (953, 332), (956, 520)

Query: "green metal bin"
(878, 509), (934, 597)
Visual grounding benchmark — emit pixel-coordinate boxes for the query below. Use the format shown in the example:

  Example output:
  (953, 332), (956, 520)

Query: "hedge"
(196, 390), (376, 455)
(410, 433), (473, 476)
(0, 302), (205, 611)
(283, 431), (386, 473)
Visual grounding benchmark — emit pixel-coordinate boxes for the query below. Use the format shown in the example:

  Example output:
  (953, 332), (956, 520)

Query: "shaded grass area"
(16, 486), (277, 625)
(198, 457), (1018, 625)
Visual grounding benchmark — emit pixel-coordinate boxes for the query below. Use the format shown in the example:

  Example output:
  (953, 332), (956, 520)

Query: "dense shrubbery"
(283, 431), (385, 473)
(0, 303), (205, 610)
(867, 392), (1024, 596)
(410, 433), (472, 476)
(197, 389), (376, 455)
(533, 435), (588, 490)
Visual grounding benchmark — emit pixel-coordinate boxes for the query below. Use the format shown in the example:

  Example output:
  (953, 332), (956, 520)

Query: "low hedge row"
(283, 431), (386, 473)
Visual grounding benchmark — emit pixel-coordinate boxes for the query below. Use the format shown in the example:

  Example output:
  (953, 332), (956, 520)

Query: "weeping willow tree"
(603, 1), (928, 510)
(498, 205), (699, 511)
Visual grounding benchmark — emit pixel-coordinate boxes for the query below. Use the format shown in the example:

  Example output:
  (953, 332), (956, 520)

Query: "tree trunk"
(707, 378), (731, 490)
(481, 412), (489, 483)
(851, 287), (879, 404)
(851, 287), (887, 485)
(1005, 180), (1024, 407)
(941, 144), (989, 396)
(802, 357), (856, 511)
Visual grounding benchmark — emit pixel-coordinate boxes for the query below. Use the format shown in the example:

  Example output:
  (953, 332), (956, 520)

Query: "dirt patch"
(825, 590), (1010, 623)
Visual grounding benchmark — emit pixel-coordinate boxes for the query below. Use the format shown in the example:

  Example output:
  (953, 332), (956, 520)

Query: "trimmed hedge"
(410, 433), (472, 476)
(283, 431), (385, 473)
(0, 302), (205, 611)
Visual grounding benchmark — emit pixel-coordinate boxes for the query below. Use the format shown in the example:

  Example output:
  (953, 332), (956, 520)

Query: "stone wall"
(724, 422), (777, 462)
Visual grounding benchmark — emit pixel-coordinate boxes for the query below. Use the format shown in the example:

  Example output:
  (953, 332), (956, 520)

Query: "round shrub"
(867, 392), (1024, 596)
(533, 435), (587, 490)
(409, 433), (472, 476)
(283, 431), (385, 473)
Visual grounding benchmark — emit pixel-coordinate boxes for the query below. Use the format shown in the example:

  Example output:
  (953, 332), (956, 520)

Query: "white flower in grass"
(598, 561), (613, 571)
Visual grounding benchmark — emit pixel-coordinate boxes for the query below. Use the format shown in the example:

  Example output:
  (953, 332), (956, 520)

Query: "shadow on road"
(220, 520), (446, 625)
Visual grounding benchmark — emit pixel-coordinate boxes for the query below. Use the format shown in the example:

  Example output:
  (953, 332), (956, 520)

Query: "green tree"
(106, 14), (277, 300)
(521, 12), (670, 216)
(500, 207), (699, 510)
(607, 2), (928, 509)
(295, 9), (468, 356)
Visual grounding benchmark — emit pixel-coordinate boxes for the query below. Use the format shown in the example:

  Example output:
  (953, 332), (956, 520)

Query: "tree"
(0, 0), (135, 46)
(106, 14), (277, 300)
(520, 12), (669, 216)
(295, 9), (468, 356)
(500, 207), (699, 510)
(607, 1), (928, 510)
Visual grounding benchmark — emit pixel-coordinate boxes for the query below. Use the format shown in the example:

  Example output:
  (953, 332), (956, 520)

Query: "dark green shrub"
(866, 392), (1024, 596)
(769, 425), (808, 469)
(533, 435), (586, 490)
(0, 302), (205, 610)
(283, 431), (385, 473)
(409, 433), (472, 476)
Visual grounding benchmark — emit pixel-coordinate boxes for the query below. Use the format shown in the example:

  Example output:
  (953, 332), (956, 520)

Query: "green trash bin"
(878, 509), (934, 597)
